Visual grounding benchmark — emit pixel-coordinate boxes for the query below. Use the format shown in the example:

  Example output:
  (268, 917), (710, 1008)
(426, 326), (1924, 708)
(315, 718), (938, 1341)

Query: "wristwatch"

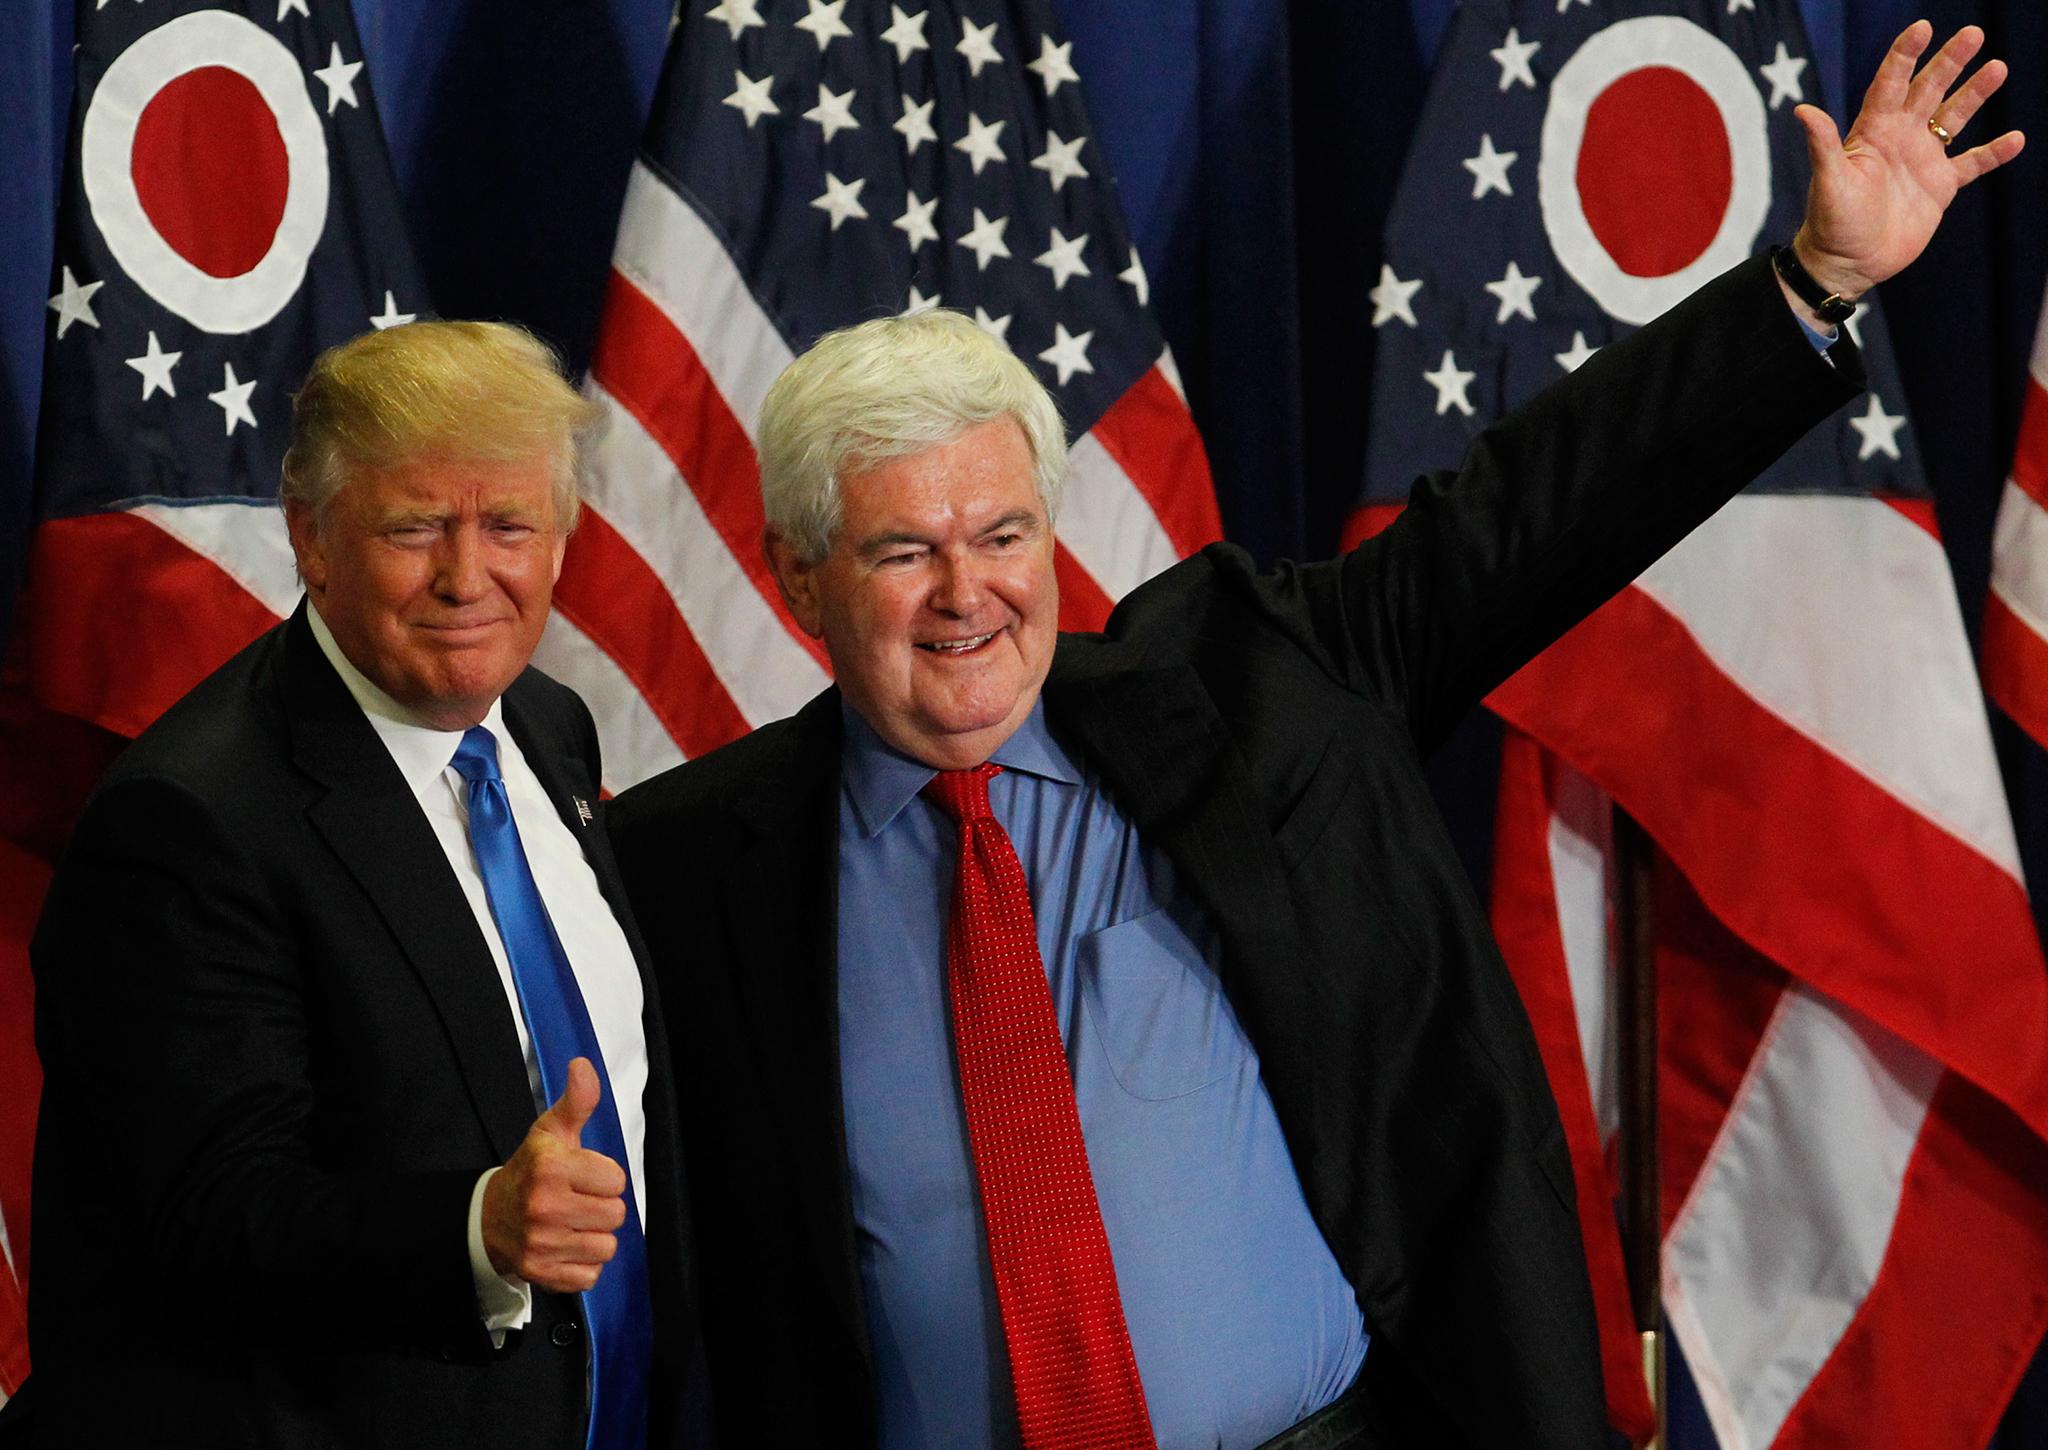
(1770, 244), (1858, 326)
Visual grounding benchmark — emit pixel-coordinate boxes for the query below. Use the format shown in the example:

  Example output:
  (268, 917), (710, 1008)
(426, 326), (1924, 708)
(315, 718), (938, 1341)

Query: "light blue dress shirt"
(836, 701), (1368, 1450)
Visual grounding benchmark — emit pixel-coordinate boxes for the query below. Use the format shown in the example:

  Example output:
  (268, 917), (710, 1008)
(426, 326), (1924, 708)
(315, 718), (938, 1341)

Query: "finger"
(560, 1186), (630, 1232)
(1904, 25), (1984, 119)
(1794, 104), (1844, 180)
(526, 1226), (621, 1267)
(523, 1174), (630, 1230)
(560, 1146), (630, 1200)
(1863, 19), (1933, 116)
(527, 1261), (606, 1295)
(1932, 58), (2008, 139)
(1951, 129), (2026, 187)
(538, 1056), (601, 1144)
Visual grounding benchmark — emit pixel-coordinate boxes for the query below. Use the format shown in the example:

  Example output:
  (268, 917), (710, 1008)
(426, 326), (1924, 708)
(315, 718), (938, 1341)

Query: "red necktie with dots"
(921, 763), (1157, 1450)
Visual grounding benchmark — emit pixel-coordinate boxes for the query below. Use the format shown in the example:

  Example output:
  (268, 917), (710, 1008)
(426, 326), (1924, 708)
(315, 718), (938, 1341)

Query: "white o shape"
(81, 10), (330, 336)
(1538, 16), (1772, 326)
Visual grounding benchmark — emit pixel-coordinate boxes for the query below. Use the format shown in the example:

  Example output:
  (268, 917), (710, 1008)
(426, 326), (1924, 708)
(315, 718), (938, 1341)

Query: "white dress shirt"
(307, 606), (649, 1336)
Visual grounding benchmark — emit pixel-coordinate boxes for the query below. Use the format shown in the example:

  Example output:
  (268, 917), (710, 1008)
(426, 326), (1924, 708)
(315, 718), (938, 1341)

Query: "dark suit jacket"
(607, 255), (1863, 1448)
(29, 607), (697, 1448)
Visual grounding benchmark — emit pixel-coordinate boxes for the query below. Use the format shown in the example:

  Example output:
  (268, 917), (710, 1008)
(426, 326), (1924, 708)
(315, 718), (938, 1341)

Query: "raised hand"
(482, 1056), (629, 1294)
(1791, 20), (2024, 300)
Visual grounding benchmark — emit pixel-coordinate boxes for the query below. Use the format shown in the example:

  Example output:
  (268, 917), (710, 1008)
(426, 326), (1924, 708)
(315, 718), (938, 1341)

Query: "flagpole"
(1613, 806), (1665, 1450)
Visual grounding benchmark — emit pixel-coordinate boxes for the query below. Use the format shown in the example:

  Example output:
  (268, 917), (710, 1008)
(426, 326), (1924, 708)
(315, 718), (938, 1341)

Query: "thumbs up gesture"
(482, 1057), (629, 1293)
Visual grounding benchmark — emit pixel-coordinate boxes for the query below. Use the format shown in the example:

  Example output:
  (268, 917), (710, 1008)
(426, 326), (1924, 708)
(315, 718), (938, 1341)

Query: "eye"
(987, 532), (1022, 549)
(385, 523), (438, 545)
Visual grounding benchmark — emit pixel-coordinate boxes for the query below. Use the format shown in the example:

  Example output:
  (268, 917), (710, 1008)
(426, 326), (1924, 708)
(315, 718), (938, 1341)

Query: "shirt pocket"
(1079, 907), (1249, 1102)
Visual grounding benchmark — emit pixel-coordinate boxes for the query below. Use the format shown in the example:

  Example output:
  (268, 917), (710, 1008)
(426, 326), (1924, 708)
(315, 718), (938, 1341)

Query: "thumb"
(1795, 104), (1844, 176)
(539, 1056), (601, 1144)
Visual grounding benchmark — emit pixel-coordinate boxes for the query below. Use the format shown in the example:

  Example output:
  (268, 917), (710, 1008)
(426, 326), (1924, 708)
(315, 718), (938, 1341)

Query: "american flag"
(1, 0), (426, 1401)
(1986, 286), (2048, 753)
(1351, 1), (2048, 1445)
(534, 0), (1221, 788)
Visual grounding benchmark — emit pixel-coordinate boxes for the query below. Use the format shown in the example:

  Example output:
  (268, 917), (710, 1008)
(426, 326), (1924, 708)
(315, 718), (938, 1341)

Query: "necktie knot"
(921, 761), (1003, 823)
(449, 725), (502, 787)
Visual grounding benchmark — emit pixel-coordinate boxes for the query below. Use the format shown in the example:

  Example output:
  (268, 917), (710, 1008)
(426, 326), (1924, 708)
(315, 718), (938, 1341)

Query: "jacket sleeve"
(1236, 252), (1865, 756)
(32, 773), (494, 1359)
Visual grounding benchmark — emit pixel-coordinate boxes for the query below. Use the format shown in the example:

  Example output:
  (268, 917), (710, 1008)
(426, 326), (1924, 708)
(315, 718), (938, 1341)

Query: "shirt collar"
(306, 602), (507, 802)
(840, 697), (1082, 840)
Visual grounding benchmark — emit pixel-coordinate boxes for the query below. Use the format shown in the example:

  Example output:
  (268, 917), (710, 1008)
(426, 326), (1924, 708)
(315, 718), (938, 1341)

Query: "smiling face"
(767, 415), (1058, 770)
(288, 453), (567, 731)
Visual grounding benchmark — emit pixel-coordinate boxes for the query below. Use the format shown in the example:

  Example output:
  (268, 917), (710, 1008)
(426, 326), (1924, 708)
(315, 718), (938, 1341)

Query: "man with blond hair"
(29, 322), (696, 1447)
(611, 23), (2020, 1450)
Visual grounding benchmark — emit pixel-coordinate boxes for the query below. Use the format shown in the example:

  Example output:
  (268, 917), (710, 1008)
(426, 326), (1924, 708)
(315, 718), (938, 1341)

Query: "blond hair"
(757, 309), (1067, 561)
(281, 320), (600, 530)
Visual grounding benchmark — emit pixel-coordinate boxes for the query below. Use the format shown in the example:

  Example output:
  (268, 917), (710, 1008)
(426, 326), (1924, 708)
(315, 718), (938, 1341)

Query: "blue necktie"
(451, 726), (652, 1450)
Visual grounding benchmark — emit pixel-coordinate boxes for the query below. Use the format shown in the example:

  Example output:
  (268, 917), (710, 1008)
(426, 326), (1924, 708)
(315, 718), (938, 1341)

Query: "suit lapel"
(717, 692), (873, 1367)
(1043, 644), (1332, 1166)
(280, 612), (537, 1163)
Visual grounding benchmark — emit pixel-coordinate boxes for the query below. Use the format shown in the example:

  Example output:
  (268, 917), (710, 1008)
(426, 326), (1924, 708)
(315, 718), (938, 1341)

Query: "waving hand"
(1791, 21), (2024, 300)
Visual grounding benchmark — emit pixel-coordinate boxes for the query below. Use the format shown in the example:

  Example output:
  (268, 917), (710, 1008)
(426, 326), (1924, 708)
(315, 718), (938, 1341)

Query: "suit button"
(551, 1322), (582, 1347)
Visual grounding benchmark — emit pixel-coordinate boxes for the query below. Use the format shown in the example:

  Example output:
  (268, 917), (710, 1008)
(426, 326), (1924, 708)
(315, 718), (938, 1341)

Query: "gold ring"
(1928, 117), (1954, 146)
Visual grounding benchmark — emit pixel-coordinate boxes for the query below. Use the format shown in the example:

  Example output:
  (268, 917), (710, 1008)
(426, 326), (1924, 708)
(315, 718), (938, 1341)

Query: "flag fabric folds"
(544, 0), (1221, 791)
(1986, 287), (2048, 751)
(1354, 1), (2048, 1445)
(2, 0), (427, 1401)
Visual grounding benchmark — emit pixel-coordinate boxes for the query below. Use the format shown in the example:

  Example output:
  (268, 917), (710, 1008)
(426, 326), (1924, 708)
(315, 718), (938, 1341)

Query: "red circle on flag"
(130, 66), (290, 280)
(1576, 67), (1733, 279)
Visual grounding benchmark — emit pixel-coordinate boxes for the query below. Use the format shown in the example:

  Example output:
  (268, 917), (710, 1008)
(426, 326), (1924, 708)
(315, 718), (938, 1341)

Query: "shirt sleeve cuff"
(1797, 312), (1839, 355)
(469, 1167), (533, 1342)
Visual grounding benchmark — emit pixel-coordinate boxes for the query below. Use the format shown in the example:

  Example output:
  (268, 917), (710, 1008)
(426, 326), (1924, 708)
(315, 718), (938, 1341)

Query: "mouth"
(916, 630), (999, 656)
(416, 617), (509, 639)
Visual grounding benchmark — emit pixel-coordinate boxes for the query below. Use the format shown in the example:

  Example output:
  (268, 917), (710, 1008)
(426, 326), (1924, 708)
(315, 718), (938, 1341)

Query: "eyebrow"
(853, 530), (934, 558)
(371, 506), (448, 529)
(979, 511), (1041, 537)
(371, 498), (547, 525)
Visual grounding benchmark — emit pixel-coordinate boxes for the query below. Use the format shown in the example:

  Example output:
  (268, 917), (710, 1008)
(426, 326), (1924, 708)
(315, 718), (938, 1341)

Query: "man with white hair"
(611, 23), (2018, 1449)
(31, 322), (697, 1447)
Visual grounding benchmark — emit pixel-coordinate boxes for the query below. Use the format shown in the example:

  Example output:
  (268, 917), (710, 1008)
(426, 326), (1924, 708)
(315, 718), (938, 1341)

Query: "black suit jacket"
(608, 256), (1863, 1448)
(29, 607), (697, 1448)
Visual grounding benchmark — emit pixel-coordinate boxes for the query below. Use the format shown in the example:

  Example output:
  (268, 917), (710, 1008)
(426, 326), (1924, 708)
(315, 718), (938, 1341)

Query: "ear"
(285, 499), (328, 598)
(762, 527), (826, 639)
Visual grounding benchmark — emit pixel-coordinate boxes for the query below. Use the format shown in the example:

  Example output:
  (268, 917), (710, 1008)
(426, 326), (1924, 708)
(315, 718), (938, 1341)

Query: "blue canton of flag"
(662, 0), (1160, 423)
(1359, 0), (1921, 523)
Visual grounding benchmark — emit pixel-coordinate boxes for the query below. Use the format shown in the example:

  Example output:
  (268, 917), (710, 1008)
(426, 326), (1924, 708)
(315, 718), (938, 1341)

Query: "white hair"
(756, 308), (1068, 561)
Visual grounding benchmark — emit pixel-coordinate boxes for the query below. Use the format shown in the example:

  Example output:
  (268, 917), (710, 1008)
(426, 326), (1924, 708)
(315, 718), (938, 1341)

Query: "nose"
(927, 550), (987, 617)
(432, 523), (490, 604)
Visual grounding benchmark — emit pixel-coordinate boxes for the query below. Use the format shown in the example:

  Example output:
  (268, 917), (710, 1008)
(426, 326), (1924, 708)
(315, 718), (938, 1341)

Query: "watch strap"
(1771, 244), (1857, 326)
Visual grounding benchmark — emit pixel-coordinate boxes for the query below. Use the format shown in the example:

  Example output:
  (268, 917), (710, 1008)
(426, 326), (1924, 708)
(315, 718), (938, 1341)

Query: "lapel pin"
(574, 796), (594, 826)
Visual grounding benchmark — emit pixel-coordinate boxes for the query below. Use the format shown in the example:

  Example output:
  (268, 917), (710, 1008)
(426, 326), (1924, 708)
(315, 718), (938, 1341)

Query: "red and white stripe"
(22, 505), (293, 739)
(1486, 494), (2048, 1448)
(1985, 288), (2048, 749)
(562, 161), (1221, 792)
